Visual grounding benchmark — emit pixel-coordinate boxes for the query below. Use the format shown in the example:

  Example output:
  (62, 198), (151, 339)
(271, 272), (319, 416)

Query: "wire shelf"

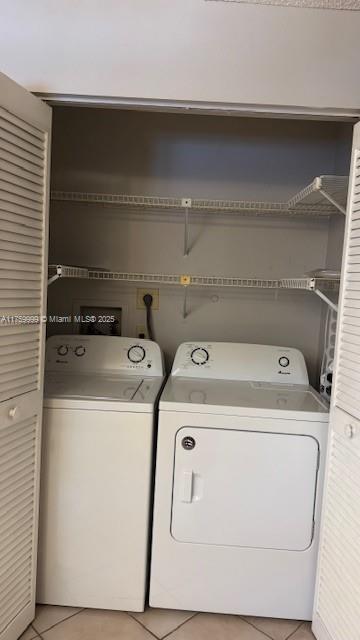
(51, 190), (337, 218)
(48, 265), (340, 312)
(48, 265), (340, 292)
(281, 278), (309, 290)
(288, 175), (348, 214)
(48, 265), (89, 280)
(88, 270), (182, 285)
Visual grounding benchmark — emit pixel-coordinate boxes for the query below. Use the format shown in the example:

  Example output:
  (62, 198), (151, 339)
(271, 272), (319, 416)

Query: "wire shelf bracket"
(288, 176), (348, 216)
(182, 198), (192, 257)
(308, 277), (339, 312)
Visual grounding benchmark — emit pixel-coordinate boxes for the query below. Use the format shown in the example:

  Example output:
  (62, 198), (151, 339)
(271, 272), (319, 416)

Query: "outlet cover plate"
(136, 288), (159, 310)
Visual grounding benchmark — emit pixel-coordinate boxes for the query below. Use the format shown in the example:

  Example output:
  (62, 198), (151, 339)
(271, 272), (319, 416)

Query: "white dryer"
(150, 342), (329, 620)
(37, 335), (164, 612)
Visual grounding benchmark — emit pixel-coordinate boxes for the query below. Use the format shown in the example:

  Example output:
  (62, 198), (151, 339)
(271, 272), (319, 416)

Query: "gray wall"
(1, 1), (360, 111)
(47, 107), (352, 384)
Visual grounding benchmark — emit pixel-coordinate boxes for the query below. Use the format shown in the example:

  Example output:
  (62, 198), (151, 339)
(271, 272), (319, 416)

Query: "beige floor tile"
(244, 616), (301, 639)
(42, 609), (154, 639)
(33, 605), (82, 632)
(19, 626), (39, 640)
(166, 613), (271, 639)
(289, 623), (315, 639)
(131, 607), (195, 638)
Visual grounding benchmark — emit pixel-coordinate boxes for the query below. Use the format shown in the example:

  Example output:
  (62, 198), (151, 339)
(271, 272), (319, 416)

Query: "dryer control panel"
(46, 335), (164, 376)
(171, 342), (309, 385)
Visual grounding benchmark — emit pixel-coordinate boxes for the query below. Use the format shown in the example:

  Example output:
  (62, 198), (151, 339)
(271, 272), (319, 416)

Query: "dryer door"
(171, 427), (319, 551)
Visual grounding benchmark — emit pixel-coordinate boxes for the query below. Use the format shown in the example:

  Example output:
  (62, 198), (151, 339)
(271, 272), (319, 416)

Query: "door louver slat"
(0, 108), (44, 141)
(0, 172), (43, 197)
(0, 357), (38, 374)
(315, 432), (360, 640)
(314, 139), (360, 640)
(0, 464), (35, 500)
(0, 210), (43, 230)
(0, 536), (32, 578)
(1, 263), (42, 279)
(0, 416), (38, 635)
(0, 234), (42, 256)
(0, 149), (43, 180)
(0, 159), (44, 186)
(0, 119), (44, 150)
(0, 85), (49, 640)
(0, 191), (43, 214)
(0, 201), (43, 220)
(0, 382), (40, 404)
(0, 218), (43, 237)
(0, 140), (44, 169)
(0, 567), (32, 613)
(0, 342), (39, 358)
(0, 249), (42, 263)
(336, 154), (360, 417)
(0, 334), (40, 351)
(343, 307), (360, 318)
(1, 231), (42, 248)
(0, 179), (43, 204)
(0, 513), (33, 549)
(0, 128), (45, 159)
(0, 110), (45, 404)
(338, 364), (360, 383)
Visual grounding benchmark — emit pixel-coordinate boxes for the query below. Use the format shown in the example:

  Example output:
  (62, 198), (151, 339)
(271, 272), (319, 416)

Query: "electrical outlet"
(136, 325), (147, 339)
(136, 288), (159, 310)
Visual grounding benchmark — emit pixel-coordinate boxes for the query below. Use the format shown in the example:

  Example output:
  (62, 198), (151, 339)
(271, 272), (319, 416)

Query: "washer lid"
(160, 378), (328, 420)
(44, 373), (143, 402)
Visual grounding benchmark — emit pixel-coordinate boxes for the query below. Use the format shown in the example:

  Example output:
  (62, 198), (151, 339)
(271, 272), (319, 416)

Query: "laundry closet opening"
(46, 106), (353, 387)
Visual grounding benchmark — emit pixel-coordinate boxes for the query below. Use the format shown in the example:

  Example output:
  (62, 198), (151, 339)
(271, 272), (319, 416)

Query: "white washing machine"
(150, 342), (329, 620)
(37, 334), (164, 612)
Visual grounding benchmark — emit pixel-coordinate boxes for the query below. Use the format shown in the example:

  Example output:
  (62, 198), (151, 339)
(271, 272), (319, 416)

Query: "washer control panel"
(171, 342), (309, 385)
(46, 335), (164, 376)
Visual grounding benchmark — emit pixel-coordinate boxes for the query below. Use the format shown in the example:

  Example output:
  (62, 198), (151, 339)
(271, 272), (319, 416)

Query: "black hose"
(143, 293), (154, 341)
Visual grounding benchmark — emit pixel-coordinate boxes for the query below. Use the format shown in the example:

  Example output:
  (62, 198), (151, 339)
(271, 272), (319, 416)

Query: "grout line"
(286, 621), (308, 639)
(124, 611), (161, 640)
(239, 617), (275, 640)
(162, 613), (199, 639)
(126, 612), (161, 639)
(31, 625), (45, 640)
(30, 623), (42, 639)
(32, 608), (85, 635)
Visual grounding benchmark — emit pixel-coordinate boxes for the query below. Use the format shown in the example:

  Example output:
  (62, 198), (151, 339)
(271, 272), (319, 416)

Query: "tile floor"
(20, 605), (316, 640)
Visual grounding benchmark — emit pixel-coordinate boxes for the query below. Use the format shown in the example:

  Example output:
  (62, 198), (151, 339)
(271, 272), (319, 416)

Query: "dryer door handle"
(181, 470), (194, 503)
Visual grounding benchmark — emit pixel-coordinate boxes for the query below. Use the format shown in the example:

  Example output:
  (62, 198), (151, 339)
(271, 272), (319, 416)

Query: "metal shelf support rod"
(319, 188), (346, 216)
(182, 286), (189, 319)
(48, 265), (63, 286)
(313, 287), (339, 312)
(182, 198), (192, 257)
(48, 274), (60, 285)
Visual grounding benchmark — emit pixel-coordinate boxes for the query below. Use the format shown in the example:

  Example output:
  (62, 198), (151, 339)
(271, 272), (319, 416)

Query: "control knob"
(191, 347), (209, 366)
(128, 345), (146, 363)
(57, 345), (68, 357)
(75, 345), (86, 357)
(279, 356), (290, 368)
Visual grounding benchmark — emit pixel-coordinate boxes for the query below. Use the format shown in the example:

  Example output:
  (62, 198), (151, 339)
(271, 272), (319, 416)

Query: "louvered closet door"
(312, 122), (360, 640)
(0, 73), (51, 640)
